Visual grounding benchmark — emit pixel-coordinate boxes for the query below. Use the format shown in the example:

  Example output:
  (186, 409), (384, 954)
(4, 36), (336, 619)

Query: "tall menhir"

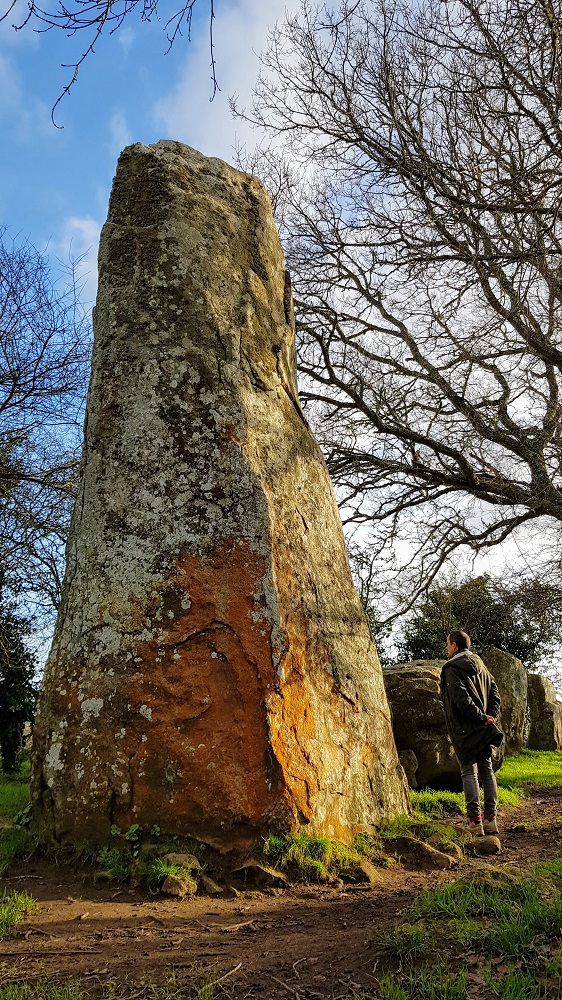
(32, 141), (409, 850)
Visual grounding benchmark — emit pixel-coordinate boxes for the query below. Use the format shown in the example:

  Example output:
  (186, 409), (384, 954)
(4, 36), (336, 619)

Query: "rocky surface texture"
(480, 646), (527, 754)
(382, 661), (460, 788)
(527, 674), (562, 750)
(32, 141), (409, 852)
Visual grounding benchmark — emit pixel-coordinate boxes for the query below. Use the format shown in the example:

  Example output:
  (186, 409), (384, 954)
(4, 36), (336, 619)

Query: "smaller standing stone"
(398, 750), (419, 789)
(480, 647), (527, 754)
(527, 674), (562, 750)
(383, 662), (460, 787)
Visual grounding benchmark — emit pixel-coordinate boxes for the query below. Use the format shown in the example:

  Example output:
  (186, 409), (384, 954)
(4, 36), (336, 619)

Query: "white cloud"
(108, 109), (133, 161)
(152, 0), (303, 164)
(118, 27), (135, 56)
(0, 2), (40, 47)
(0, 48), (51, 140)
(50, 215), (102, 307)
(0, 52), (22, 114)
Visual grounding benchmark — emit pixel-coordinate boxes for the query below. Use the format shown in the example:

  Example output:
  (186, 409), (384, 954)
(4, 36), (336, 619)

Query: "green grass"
(0, 980), (223, 1000)
(0, 827), (36, 875)
(262, 832), (364, 882)
(379, 966), (468, 999)
(485, 967), (543, 1000)
(496, 749), (562, 794)
(95, 846), (131, 882)
(410, 789), (464, 817)
(408, 750), (562, 819)
(380, 923), (428, 963)
(0, 969), (240, 1000)
(411, 782), (519, 817)
(0, 763), (36, 875)
(376, 847), (562, 999)
(0, 889), (34, 938)
(137, 856), (198, 890)
(415, 871), (532, 920)
(0, 987), (84, 1000)
(0, 784), (30, 820)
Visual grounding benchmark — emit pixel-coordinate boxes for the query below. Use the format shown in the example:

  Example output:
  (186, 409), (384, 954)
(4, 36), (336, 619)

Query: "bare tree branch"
(0, 228), (91, 622)
(237, 0), (562, 609)
(0, 0), (218, 123)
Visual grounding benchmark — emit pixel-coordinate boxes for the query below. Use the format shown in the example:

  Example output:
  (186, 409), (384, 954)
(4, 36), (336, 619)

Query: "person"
(440, 630), (504, 836)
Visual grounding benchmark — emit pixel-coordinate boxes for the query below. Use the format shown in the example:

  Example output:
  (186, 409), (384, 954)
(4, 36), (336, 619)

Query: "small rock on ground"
(388, 836), (456, 869)
(472, 835), (501, 855)
(161, 873), (198, 898)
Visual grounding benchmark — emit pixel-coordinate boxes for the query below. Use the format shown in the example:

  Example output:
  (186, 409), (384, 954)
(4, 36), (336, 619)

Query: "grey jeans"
(460, 754), (497, 819)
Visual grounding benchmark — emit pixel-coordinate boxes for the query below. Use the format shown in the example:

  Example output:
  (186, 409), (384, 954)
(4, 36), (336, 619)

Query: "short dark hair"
(448, 630), (471, 651)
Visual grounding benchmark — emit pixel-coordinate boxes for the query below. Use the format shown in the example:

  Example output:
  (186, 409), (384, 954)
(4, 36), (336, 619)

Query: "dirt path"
(1, 788), (561, 998)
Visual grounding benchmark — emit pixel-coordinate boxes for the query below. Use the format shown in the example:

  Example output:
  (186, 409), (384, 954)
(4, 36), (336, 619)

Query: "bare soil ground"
(1, 788), (561, 998)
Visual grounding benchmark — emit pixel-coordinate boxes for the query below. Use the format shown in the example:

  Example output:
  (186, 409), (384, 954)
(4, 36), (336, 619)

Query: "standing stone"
(527, 674), (562, 750)
(480, 647), (527, 755)
(382, 662), (461, 787)
(32, 141), (409, 851)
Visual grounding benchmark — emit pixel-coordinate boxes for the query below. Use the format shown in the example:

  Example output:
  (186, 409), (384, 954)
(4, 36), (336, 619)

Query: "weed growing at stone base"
(96, 846), (132, 883)
(378, 814), (468, 852)
(137, 856), (198, 890)
(0, 827), (37, 875)
(0, 889), (34, 938)
(262, 832), (363, 881)
(352, 831), (397, 868)
(262, 820), (468, 883)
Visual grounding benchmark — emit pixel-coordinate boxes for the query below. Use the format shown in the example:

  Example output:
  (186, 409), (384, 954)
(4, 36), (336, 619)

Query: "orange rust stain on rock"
(125, 537), (282, 847)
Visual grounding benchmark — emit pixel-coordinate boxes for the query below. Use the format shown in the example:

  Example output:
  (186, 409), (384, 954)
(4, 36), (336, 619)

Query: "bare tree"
(1, 0), (218, 122)
(236, 0), (562, 610)
(0, 229), (90, 619)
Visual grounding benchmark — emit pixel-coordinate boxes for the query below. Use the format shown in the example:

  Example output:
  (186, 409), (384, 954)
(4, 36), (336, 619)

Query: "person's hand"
(486, 715), (496, 725)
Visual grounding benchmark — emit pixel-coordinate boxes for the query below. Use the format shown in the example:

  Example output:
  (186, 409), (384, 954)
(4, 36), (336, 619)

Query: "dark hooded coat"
(440, 651), (503, 766)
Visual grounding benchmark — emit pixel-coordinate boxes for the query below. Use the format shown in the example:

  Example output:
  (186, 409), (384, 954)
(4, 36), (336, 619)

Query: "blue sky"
(1, 0), (300, 303)
(5, 0), (559, 686)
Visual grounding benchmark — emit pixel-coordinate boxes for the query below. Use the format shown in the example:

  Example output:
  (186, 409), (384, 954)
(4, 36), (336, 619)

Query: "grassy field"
(411, 749), (562, 817)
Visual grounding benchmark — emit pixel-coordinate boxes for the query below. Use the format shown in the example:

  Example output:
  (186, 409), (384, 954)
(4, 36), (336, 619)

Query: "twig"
(270, 977), (300, 996)
(0, 948), (102, 956)
(218, 919), (256, 933)
(24, 926), (56, 939)
(7, 875), (44, 880)
(214, 962), (242, 982)
(292, 957), (306, 978)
